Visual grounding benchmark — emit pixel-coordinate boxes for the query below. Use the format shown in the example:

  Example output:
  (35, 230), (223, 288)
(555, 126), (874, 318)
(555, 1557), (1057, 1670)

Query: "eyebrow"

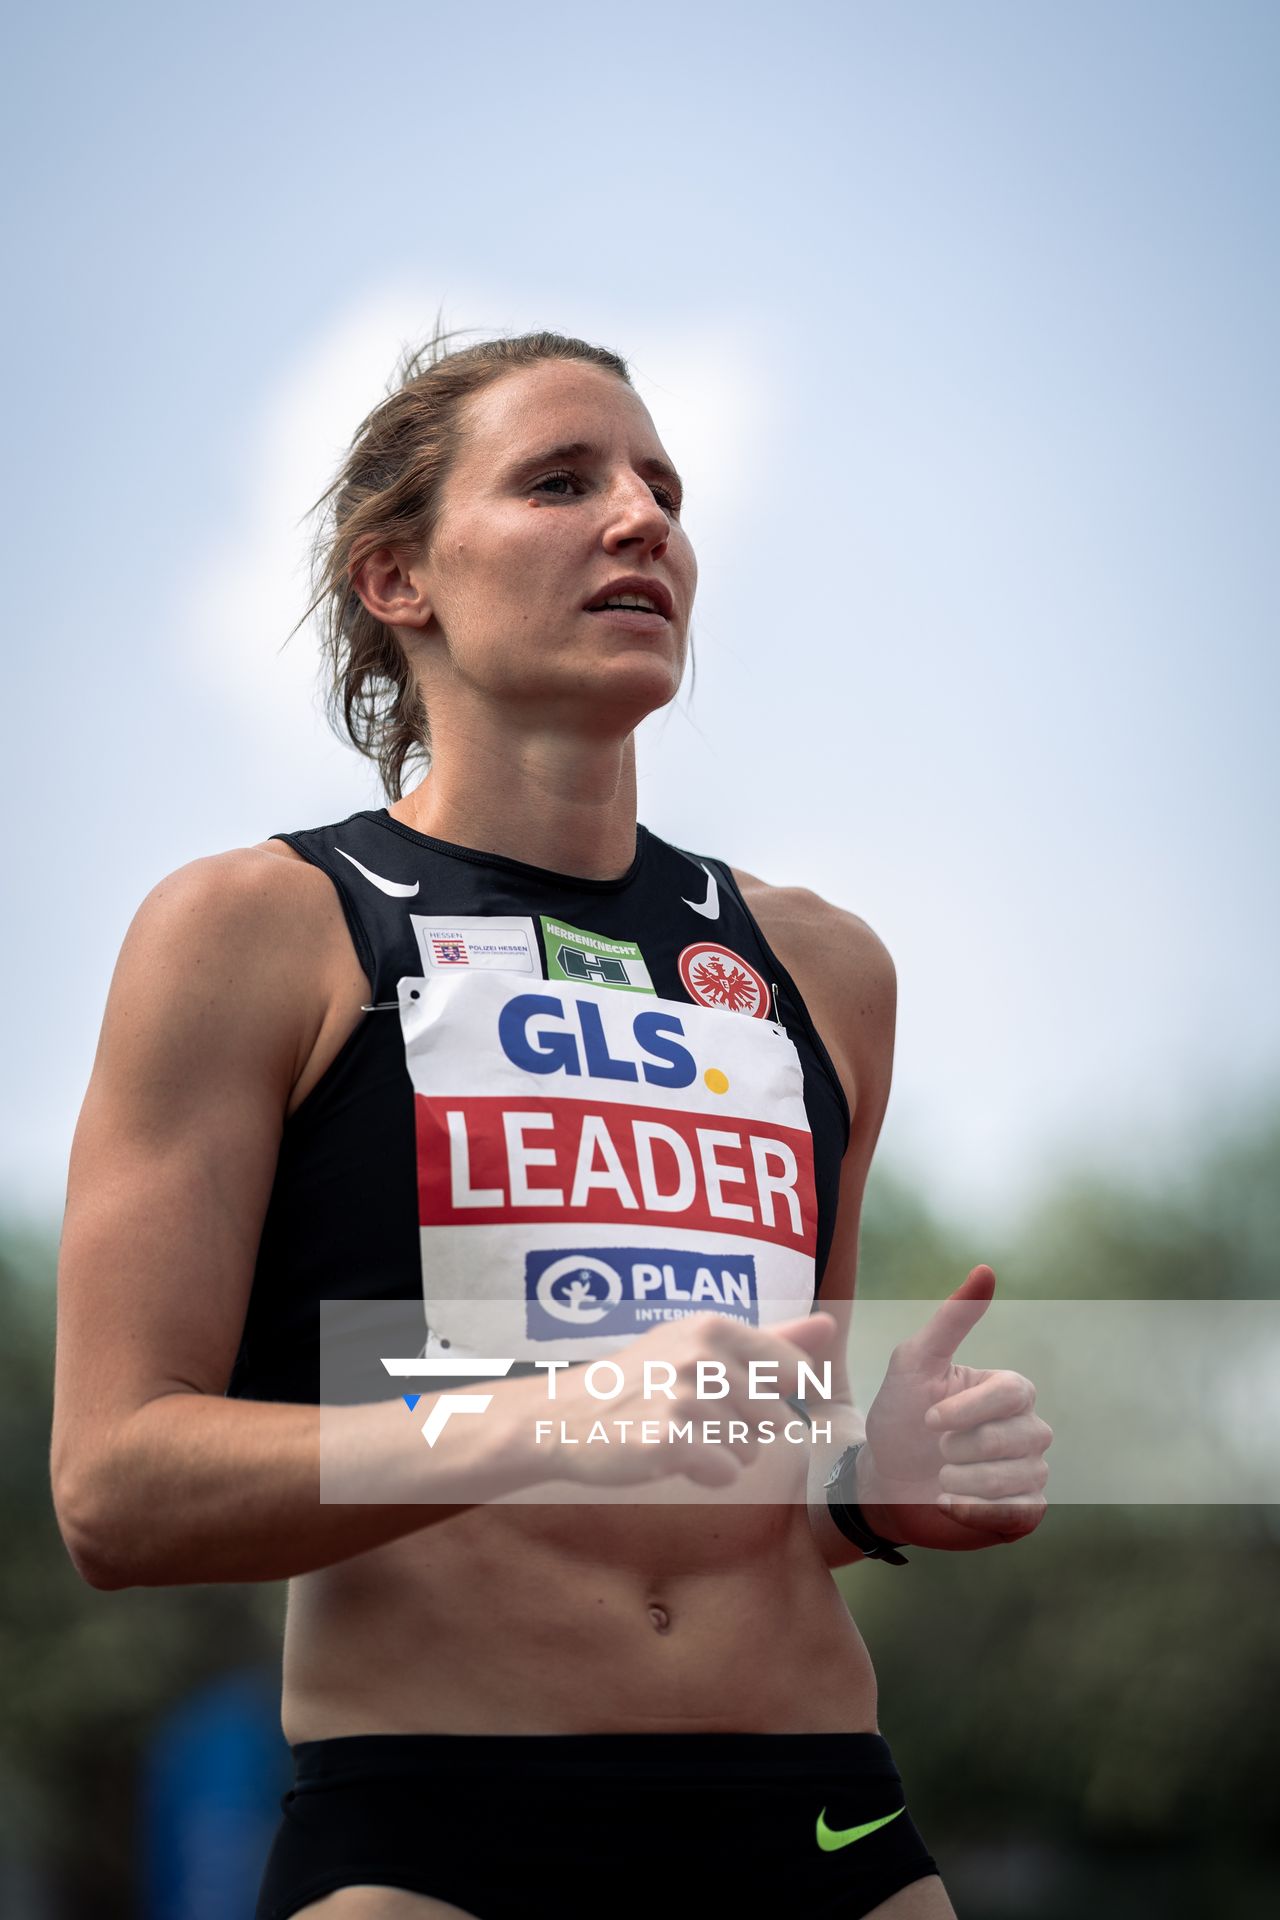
(511, 440), (684, 497)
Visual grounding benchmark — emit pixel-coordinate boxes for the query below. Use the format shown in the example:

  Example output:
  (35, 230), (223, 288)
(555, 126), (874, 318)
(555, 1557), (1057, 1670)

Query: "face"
(407, 360), (697, 728)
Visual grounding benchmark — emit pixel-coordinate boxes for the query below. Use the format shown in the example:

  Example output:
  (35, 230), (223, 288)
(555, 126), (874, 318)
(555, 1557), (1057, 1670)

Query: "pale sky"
(3, 0), (1277, 1247)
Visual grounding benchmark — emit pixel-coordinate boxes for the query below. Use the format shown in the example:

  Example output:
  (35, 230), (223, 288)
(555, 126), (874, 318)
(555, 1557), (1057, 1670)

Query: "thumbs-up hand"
(859, 1266), (1053, 1552)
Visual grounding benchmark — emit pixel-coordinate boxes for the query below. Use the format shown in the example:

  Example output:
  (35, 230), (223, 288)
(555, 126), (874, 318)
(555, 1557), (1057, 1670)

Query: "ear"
(351, 544), (434, 630)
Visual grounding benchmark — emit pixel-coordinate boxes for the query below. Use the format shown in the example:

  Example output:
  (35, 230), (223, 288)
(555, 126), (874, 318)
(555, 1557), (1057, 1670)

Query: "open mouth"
(583, 577), (674, 621)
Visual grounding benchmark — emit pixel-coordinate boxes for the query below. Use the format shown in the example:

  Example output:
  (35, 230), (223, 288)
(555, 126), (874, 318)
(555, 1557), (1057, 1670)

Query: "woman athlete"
(52, 330), (1053, 1919)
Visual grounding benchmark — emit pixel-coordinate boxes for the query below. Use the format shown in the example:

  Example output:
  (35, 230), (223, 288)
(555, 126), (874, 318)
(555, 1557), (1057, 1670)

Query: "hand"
(859, 1266), (1052, 1551)
(502, 1309), (838, 1494)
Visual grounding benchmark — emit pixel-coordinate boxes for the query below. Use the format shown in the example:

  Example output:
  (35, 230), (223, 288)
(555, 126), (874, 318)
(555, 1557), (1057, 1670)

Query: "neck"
(390, 711), (640, 881)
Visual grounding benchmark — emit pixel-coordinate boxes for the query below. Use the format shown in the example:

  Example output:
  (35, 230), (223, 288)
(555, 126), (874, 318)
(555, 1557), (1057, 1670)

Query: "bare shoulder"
(110, 838), (367, 1109)
(121, 837), (342, 976)
(730, 866), (896, 1009)
(729, 865), (896, 1115)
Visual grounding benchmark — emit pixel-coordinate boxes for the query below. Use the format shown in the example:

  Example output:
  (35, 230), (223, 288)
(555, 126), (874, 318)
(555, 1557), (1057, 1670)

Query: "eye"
(529, 467), (683, 517)
(530, 468), (585, 499)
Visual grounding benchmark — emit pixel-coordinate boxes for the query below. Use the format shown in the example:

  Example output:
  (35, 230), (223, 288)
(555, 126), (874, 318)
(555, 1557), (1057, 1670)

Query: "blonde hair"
(295, 324), (631, 800)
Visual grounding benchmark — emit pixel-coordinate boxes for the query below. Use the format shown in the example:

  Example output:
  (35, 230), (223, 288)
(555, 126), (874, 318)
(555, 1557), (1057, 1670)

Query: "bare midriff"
(280, 1503), (879, 1742)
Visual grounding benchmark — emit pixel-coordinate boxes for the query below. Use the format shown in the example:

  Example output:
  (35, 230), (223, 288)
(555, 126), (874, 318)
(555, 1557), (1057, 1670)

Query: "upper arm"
(812, 911), (897, 1314)
(51, 848), (322, 1520)
(732, 871), (897, 1386)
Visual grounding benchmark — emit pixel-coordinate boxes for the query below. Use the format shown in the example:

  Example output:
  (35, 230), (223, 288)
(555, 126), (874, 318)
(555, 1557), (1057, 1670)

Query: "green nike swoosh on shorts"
(815, 1804), (906, 1851)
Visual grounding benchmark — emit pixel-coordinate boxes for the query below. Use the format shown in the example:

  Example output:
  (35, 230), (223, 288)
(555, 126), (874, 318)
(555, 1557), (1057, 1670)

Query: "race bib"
(397, 967), (818, 1359)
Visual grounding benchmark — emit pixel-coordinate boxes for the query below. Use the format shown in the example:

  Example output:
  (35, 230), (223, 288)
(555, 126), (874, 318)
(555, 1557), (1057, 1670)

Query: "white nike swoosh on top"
(681, 862), (720, 920)
(335, 845), (421, 898)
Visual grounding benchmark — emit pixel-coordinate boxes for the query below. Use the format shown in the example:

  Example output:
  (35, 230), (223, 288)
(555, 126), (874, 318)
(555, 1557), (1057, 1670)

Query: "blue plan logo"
(524, 1246), (759, 1340)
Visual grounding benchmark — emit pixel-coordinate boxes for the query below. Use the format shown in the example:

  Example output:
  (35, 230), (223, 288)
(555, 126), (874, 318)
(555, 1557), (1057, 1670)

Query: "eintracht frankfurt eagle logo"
(678, 943), (771, 1019)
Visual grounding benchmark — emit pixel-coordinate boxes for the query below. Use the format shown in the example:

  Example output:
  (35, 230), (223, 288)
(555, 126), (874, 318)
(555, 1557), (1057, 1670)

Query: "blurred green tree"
(848, 1105), (1280, 1915)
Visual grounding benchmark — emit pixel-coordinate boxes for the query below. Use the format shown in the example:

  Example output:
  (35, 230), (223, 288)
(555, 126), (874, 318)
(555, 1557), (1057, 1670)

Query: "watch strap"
(825, 1442), (909, 1565)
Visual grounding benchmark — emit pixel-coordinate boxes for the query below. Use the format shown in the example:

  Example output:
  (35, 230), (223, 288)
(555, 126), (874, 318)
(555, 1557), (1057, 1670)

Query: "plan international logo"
(524, 1245), (759, 1339)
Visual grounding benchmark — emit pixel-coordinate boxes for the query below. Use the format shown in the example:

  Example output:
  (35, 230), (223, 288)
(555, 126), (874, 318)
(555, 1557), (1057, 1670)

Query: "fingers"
(682, 1447), (742, 1489)
(937, 1411), (1053, 1465)
(556, 1308), (837, 1492)
(932, 1395), (1052, 1511)
(760, 1310), (838, 1358)
(667, 1332), (807, 1469)
(910, 1265), (997, 1364)
(926, 1369), (1036, 1432)
(939, 1454), (1050, 1498)
(936, 1491), (1048, 1539)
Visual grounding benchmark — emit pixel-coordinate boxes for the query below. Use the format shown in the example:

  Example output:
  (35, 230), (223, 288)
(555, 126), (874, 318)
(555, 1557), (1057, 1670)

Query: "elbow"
(66, 1539), (132, 1591)
(51, 1462), (141, 1591)
(56, 1511), (134, 1590)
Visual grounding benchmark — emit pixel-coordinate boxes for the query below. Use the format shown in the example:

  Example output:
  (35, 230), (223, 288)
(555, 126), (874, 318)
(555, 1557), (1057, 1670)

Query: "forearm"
(56, 1384), (531, 1589)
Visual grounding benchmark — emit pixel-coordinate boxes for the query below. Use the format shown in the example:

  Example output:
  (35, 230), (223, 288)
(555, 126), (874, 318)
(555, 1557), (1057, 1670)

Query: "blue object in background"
(141, 1668), (291, 1919)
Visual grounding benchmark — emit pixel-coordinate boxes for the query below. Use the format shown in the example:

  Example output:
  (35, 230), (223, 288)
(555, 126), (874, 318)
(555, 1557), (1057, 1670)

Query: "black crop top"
(226, 810), (850, 1404)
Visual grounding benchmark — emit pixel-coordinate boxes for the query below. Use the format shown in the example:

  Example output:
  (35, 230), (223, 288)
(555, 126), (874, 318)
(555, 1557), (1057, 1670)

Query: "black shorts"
(255, 1730), (943, 1919)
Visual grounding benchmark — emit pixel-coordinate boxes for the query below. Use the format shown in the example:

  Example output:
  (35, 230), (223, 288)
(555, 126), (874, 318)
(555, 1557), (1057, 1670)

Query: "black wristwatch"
(823, 1442), (909, 1565)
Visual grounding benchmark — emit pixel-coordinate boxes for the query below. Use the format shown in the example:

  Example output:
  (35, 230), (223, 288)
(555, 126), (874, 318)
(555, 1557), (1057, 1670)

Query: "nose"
(602, 471), (670, 559)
